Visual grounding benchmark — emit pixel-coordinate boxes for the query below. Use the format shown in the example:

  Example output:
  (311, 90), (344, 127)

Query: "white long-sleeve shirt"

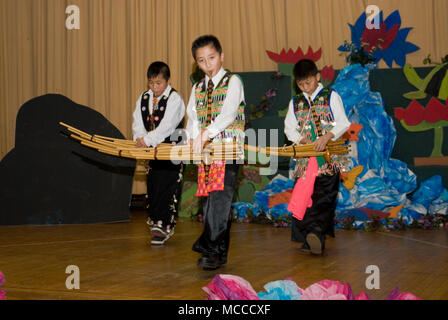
(132, 84), (185, 147)
(185, 67), (245, 140)
(284, 83), (350, 144)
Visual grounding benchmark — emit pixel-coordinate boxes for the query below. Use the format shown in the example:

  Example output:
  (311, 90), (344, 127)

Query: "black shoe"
(151, 226), (174, 245)
(197, 255), (221, 270)
(219, 255), (227, 265)
(151, 235), (168, 246)
(306, 232), (323, 255)
(300, 242), (311, 253)
(151, 225), (168, 238)
(151, 223), (174, 240)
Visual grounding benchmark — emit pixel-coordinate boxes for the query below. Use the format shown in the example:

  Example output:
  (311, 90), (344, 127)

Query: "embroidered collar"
(303, 83), (324, 103)
(205, 68), (226, 89)
(147, 84), (172, 101)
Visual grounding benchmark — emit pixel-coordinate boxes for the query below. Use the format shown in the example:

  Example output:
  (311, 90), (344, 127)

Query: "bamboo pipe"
(61, 123), (350, 162)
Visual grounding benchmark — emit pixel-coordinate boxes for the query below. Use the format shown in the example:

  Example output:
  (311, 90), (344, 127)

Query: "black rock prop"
(0, 94), (136, 225)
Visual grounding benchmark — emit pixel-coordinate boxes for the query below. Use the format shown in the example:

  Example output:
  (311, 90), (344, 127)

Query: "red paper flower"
(266, 46), (322, 64)
(394, 100), (425, 126)
(424, 97), (447, 123)
(361, 22), (399, 53)
(339, 10), (420, 68)
(445, 99), (448, 121)
(393, 107), (405, 121)
(321, 65), (335, 83)
(394, 98), (448, 126)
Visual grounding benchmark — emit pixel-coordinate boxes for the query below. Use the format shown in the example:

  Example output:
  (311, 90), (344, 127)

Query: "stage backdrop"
(1, 0), (448, 160)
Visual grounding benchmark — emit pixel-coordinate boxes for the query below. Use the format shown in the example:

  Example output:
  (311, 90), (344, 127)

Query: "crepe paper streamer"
(204, 275), (422, 300)
(386, 287), (421, 300)
(258, 280), (302, 300)
(203, 274), (260, 300)
(0, 270), (5, 300)
(287, 157), (318, 221)
(301, 280), (354, 300)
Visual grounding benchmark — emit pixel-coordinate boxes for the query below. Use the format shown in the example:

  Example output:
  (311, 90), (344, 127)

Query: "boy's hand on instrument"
(192, 129), (210, 155)
(313, 133), (334, 151)
(299, 138), (312, 145)
(201, 129), (210, 143)
(192, 135), (202, 155)
(136, 138), (147, 148)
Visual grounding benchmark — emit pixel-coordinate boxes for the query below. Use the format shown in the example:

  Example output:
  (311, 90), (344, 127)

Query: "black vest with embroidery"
(140, 88), (184, 144)
(292, 87), (350, 177)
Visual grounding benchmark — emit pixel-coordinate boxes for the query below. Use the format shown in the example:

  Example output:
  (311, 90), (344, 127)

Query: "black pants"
(192, 163), (239, 260)
(146, 160), (184, 228)
(291, 173), (340, 245)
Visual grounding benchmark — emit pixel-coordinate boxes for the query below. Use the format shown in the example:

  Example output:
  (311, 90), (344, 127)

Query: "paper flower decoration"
(203, 275), (422, 300)
(338, 10), (419, 67)
(266, 46), (322, 64)
(202, 274), (260, 300)
(320, 65), (336, 87)
(301, 280), (354, 300)
(258, 280), (302, 300)
(0, 270), (5, 300)
(394, 98), (448, 157)
(266, 46), (334, 98)
(386, 287), (422, 300)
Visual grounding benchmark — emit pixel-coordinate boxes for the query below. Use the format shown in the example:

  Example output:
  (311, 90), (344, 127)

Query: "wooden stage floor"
(1, 209), (447, 300)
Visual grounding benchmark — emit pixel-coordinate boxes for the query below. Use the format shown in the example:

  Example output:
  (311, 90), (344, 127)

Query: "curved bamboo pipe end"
(323, 147), (331, 164)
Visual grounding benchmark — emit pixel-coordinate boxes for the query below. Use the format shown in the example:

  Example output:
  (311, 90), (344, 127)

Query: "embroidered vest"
(140, 88), (184, 144)
(292, 88), (350, 177)
(194, 72), (245, 147)
(194, 72), (245, 197)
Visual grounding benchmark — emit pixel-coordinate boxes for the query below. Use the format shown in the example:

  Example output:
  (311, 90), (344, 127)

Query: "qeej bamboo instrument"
(59, 122), (350, 163)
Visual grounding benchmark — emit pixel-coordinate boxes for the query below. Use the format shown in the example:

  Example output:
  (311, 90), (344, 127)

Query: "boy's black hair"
(147, 61), (170, 80)
(293, 59), (319, 81)
(191, 35), (222, 59)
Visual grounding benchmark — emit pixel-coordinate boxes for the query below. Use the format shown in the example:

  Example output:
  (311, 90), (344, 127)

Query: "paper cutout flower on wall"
(266, 46), (334, 98)
(394, 98), (448, 159)
(266, 46), (322, 64)
(338, 10), (419, 67)
(320, 65), (335, 87)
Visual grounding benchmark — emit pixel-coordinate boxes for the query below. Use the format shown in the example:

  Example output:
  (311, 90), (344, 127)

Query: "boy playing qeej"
(285, 59), (351, 255)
